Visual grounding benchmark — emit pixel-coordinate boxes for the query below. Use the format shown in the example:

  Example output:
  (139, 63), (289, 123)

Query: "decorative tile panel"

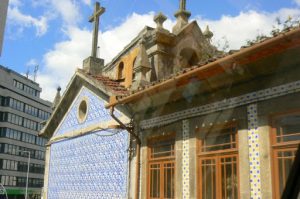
(47, 129), (129, 199)
(54, 87), (121, 137)
(182, 120), (190, 198)
(247, 104), (262, 199)
(140, 80), (300, 129)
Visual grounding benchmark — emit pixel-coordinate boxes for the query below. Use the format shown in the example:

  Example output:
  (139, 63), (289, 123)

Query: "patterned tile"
(140, 80), (300, 129)
(182, 120), (190, 198)
(48, 129), (129, 199)
(54, 87), (121, 137)
(247, 104), (262, 199)
(48, 86), (128, 199)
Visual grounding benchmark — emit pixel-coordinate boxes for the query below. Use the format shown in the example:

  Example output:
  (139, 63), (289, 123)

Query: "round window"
(78, 99), (88, 123)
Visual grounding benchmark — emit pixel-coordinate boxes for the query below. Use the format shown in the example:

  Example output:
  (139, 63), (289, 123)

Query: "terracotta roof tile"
(78, 69), (129, 96)
(118, 26), (300, 99)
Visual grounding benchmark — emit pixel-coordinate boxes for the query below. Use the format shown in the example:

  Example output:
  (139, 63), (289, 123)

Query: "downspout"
(110, 107), (141, 199)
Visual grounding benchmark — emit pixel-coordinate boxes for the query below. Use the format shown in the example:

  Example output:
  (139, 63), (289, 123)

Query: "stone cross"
(89, 2), (105, 58)
(180, 0), (186, 11)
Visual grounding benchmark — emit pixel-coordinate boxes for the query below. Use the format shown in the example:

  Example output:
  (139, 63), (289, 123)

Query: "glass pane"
(201, 126), (236, 152)
(201, 159), (216, 199)
(221, 157), (238, 199)
(150, 164), (160, 198)
(164, 163), (174, 199)
(277, 149), (296, 197)
(276, 114), (300, 143)
(150, 139), (175, 159)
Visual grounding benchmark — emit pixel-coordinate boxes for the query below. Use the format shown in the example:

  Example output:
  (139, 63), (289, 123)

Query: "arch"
(179, 48), (199, 68)
(117, 62), (125, 80)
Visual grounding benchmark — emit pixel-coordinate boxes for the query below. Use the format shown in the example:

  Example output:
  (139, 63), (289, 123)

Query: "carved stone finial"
(154, 12), (167, 30)
(52, 86), (61, 110)
(131, 39), (151, 90)
(172, 0), (191, 34)
(203, 25), (213, 41)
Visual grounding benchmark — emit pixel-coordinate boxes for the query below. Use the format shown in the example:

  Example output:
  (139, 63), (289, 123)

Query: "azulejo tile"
(54, 87), (121, 137)
(182, 120), (190, 198)
(48, 129), (129, 199)
(247, 104), (262, 199)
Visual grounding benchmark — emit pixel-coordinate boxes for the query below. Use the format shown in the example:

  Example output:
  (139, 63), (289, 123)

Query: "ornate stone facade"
(41, 1), (300, 199)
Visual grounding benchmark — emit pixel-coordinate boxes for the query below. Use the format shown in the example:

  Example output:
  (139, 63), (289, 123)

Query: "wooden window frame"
(270, 109), (300, 199)
(196, 122), (239, 199)
(197, 123), (239, 156)
(147, 133), (176, 199)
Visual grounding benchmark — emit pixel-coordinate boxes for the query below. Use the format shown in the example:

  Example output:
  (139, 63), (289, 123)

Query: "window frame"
(196, 122), (239, 199)
(270, 109), (300, 199)
(147, 133), (176, 199)
(197, 122), (239, 157)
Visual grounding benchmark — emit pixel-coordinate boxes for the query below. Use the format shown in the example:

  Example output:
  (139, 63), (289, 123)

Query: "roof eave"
(106, 27), (300, 109)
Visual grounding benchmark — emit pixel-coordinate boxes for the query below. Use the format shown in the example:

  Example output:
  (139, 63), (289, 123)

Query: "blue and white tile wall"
(54, 87), (121, 137)
(48, 87), (129, 199)
(48, 129), (129, 199)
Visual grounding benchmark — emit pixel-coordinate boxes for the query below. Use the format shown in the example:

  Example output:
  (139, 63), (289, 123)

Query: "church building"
(40, 1), (300, 199)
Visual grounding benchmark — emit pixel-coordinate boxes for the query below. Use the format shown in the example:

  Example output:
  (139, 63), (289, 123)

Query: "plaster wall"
(112, 47), (139, 88)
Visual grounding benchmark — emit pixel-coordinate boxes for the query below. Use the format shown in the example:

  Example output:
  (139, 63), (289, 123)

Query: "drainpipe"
(110, 107), (141, 199)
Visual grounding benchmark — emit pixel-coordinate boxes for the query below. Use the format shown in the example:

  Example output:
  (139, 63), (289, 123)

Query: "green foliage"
(246, 16), (300, 47)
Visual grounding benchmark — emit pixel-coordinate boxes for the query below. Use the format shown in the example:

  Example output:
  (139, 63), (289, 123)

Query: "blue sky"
(1, 0), (300, 100)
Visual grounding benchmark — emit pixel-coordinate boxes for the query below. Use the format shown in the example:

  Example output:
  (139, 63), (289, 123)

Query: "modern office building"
(0, 65), (52, 198)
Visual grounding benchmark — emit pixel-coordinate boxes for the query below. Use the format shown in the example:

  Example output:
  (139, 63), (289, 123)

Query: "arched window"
(118, 62), (125, 80)
(132, 57), (137, 82)
(179, 48), (199, 68)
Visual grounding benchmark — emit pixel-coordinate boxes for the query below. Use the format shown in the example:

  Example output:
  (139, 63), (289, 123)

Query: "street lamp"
(17, 150), (30, 199)
(0, 183), (8, 199)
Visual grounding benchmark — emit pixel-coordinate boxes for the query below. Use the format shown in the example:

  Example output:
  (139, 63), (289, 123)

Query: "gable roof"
(106, 26), (300, 109)
(39, 69), (128, 138)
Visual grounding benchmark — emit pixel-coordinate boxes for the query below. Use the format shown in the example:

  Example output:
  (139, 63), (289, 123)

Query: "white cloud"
(7, 7), (48, 36)
(81, 0), (91, 6)
(49, 0), (81, 27)
(37, 27), (91, 100)
(296, 0), (300, 6)
(100, 12), (157, 61)
(26, 58), (38, 67)
(196, 8), (300, 50)
(38, 12), (164, 100)
(8, 0), (22, 7)
(37, 8), (300, 101)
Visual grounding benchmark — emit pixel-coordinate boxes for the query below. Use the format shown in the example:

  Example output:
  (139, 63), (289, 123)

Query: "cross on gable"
(89, 2), (105, 58)
(89, 2), (105, 23)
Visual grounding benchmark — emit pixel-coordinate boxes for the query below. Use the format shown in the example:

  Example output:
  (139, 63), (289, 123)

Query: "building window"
(148, 134), (175, 199)
(1, 159), (18, 170)
(1, 176), (16, 186)
(38, 110), (50, 120)
(117, 62), (125, 80)
(78, 99), (88, 123)
(132, 57), (137, 82)
(197, 123), (239, 199)
(271, 111), (300, 199)
(13, 79), (40, 97)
